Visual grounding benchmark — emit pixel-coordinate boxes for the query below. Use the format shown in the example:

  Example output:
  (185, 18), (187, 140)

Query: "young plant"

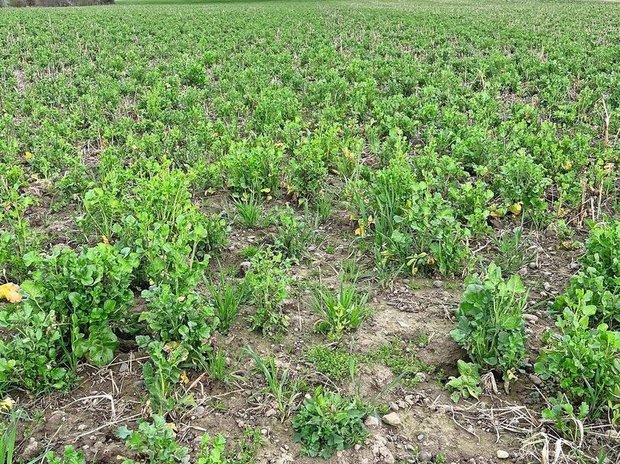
(15, 243), (138, 372)
(244, 250), (290, 337)
(446, 360), (482, 403)
(312, 281), (370, 340)
(246, 347), (301, 421)
(208, 275), (245, 335)
(234, 195), (262, 228)
(138, 337), (191, 416)
(141, 285), (216, 366)
(554, 220), (620, 329)
(292, 387), (368, 458)
(451, 263), (527, 383)
(271, 208), (313, 260)
(196, 434), (227, 464)
(117, 415), (188, 464)
(492, 226), (533, 275)
(45, 446), (86, 464)
(535, 291), (620, 421)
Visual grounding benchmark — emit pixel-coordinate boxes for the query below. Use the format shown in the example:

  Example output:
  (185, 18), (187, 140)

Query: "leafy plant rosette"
(292, 386), (368, 458)
(450, 263), (527, 384)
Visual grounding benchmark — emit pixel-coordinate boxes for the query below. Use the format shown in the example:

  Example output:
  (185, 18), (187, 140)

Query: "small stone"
(414, 372), (427, 383)
(22, 439), (40, 460)
(543, 282), (552, 291)
(265, 408), (278, 418)
(528, 262), (538, 270)
(497, 450), (510, 459)
(417, 434), (425, 442)
(432, 280), (443, 288)
(570, 262), (580, 270)
(365, 415), (380, 427)
(418, 451), (433, 462)
(523, 313), (538, 323)
(194, 405), (206, 417)
(382, 412), (401, 426)
(118, 362), (129, 373)
(529, 374), (543, 386)
(389, 401), (399, 411)
(355, 444), (362, 451)
(518, 267), (528, 277)
(240, 261), (251, 275)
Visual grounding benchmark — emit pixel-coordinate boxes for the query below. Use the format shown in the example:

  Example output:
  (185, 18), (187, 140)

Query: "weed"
(451, 263), (527, 383)
(446, 360), (482, 403)
(292, 387), (367, 458)
(117, 415), (188, 464)
(244, 250), (290, 337)
(311, 281), (370, 340)
(246, 347), (301, 421)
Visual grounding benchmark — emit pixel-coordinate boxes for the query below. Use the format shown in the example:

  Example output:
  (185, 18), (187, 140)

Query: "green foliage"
(270, 208), (313, 260)
(311, 282), (370, 340)
(287, 136), (329, 201)
(367, 339), (433, 388)
(45, 446), (86, 464)
(209, 275), (245, 335)
(246, 347), (301, 421)
(347, 156), (471, 277)
(0, 243), (137, 394)
(292, 387), (367, 459)
(306, 345), (356, 381)
(117, 415), (188, 464)
(535, 292), (620, 422)
(446, 360), (482, 403)
(222, 141), (283, 197)
(0, 407), (18, 464)
(451, 263), (527, 382)
(492, 227), (533, 275)
(244, 250), (290, 337)
(196, 434), (227, 464)
(138, 337), (191, 416)
(554, 220), (620, 329)
(234, 196), (262, 228)
(141, 285), (217, 366)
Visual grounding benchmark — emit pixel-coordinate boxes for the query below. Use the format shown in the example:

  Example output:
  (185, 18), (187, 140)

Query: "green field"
(1, 0), (620, 462)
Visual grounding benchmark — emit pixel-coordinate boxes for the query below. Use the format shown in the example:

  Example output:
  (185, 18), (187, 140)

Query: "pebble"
(265, 408), (278, 418)
(570, 262), (580, 270)
(523, 313), (538, 323)
(529, 374), (543, 386)
(118, 362), (129, 373)
(382, 412), (401, 426)
(432, 280), (443, 288)
(365, 415), (380, 427)
(543, 282), (552, 291)
(239, 261), (251, 275)
(528, 262), (539, 270)
(497, 450), (510, 459)
(417, 434), (425, 442)
(389, 401), (399, 411)
(418, 451), (433, 462)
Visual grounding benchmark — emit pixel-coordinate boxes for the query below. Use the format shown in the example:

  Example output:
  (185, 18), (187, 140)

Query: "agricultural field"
(1, 0), (620, 462)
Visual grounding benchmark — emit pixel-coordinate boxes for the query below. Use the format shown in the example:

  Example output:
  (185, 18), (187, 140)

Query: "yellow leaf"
(180, 371), (189, 385)
(24, 151), (33, 161)
(0, 283), (22, 303)
(354, 225), (365, 237)
(0, 397), (15, 411)
(508, 202), (522, 216)
(101, 235), (110, 245)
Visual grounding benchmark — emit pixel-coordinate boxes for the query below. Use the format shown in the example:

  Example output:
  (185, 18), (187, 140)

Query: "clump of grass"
(312, 280), (370, 340)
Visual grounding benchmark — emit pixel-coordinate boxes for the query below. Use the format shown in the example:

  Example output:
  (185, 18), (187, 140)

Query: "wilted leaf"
(0, 283), (22, 303)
